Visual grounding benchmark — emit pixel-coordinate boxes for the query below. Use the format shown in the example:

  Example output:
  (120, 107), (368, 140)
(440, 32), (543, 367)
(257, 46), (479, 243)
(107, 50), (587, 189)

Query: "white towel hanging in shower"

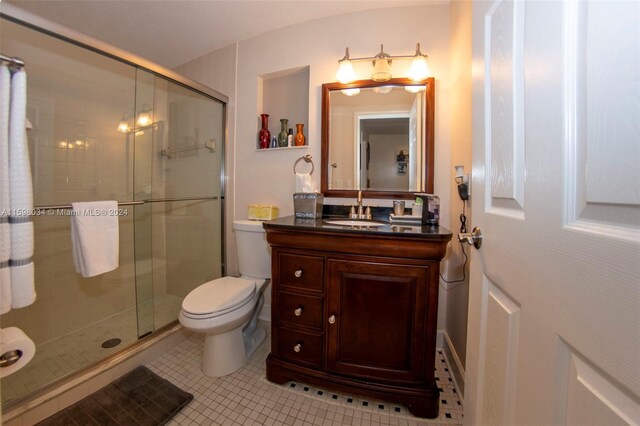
(71, 201), (119, 278)
(1, 64), (36, 313)
(0, 64), (12, 314)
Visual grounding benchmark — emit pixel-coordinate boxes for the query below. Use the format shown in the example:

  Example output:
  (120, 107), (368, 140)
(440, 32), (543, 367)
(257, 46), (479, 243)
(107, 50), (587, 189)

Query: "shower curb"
(1, 323), (192, 425)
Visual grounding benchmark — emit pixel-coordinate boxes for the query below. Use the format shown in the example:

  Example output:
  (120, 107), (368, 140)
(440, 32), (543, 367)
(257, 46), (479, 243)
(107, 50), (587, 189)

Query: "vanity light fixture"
(335, 43), (431, 84)
(372, 86), (393, 95)
(405, 85), (426, 93)
(136, 108), (152, 127)
(336, 48), (356, 84)
(340, 88), (361, 96)
(371, 45), (392, 82)
(117, 115), (131, 133)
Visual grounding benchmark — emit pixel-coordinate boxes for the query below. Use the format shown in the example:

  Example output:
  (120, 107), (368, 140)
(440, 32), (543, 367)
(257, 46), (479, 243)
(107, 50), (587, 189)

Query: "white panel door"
(466, 1), (640, 425)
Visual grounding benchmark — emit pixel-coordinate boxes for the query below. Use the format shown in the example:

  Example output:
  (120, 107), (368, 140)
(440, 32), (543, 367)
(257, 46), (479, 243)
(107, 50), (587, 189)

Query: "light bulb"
(404, 85), (425, 93)
(408, 43), (431, 81)
(372, 86), (392, 94)
(336, 60), (355, 84)
(371, 44), (392, 82)
(371, 58), (392, 82)
(136, 111), (151, 126)
(117, 117), (130, 133)
(341, 88), (360, 96)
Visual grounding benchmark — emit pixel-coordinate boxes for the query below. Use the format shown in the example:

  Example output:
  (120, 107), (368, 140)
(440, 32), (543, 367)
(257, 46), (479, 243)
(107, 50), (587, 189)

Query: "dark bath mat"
(38, 366), (193, 425)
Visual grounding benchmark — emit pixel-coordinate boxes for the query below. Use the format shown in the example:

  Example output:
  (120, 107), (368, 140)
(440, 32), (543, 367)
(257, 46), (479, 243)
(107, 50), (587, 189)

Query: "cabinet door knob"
(294, 269), (303, 278)
(293, 343), (302, 353)
(294, 307), (303, 316)
(328, 315), (336, 324)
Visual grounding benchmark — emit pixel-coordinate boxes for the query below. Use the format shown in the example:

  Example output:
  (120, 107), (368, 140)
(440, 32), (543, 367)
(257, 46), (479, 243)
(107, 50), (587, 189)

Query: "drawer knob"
(328, 315), (336, 324)
(294, 269), (303, 278)
(294, 307), (303, 316)
(293, 343), (302, 353)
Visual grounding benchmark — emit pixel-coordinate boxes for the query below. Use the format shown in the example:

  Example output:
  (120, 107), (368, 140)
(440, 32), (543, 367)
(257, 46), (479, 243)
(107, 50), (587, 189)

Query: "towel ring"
(293, 155), (314, 175)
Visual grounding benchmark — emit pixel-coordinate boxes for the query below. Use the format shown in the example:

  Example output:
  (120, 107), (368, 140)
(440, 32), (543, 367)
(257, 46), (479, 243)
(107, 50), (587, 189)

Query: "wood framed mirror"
(321, 77), (434, 199)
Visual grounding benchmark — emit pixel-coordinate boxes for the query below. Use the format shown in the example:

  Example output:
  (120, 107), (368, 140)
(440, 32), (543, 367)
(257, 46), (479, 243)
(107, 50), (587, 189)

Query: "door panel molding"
(484, 0), (526, 219)
(476, 275), (521, 425)
(563, 0), (640, 241)
(557, 340), (640, 425)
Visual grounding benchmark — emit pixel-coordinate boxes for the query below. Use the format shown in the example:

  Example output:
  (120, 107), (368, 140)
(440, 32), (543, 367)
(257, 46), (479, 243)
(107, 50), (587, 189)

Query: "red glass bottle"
(258, 114), (270, 149)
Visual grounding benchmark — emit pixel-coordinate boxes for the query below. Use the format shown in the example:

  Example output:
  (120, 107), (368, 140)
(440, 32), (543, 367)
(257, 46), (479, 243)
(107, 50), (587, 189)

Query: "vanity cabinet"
(263, 218), (451, 419)
(326, 259), (431, 384)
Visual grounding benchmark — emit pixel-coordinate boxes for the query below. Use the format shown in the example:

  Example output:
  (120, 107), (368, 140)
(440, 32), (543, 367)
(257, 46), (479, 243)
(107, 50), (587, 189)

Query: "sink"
(324, 219), (385, 227)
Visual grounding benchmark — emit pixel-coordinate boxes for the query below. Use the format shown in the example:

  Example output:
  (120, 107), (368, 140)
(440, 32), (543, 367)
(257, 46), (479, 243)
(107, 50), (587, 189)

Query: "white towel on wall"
(295, 172), (317, 193)
(0, 64), (12, 314)
(3, 66), (36, 311)
(71, 201), (119, 278)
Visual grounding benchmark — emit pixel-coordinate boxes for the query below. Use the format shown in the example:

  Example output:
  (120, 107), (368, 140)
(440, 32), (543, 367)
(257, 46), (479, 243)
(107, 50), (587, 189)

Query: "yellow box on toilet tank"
(248, 204), (279, 220)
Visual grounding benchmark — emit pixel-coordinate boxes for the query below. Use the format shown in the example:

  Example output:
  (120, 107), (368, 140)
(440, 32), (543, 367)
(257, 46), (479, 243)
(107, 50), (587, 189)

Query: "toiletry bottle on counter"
(416, 194), (440, 226)
(271, 136), (277, 148)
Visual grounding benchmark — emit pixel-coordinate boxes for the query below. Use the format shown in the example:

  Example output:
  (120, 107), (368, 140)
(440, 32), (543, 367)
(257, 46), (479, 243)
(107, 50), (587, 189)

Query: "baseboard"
(443, 330), (465, 400)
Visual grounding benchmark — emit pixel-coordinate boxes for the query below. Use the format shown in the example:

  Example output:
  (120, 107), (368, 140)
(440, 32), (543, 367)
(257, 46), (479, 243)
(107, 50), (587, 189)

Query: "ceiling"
(5, 0), (435, 68)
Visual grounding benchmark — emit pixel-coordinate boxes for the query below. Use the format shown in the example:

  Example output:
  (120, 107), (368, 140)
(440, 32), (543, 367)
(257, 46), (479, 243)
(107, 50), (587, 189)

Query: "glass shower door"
(132, 68), (156, 338)
(0, 15), (226, 407)
(148, 76), (225, 330)
(0, 18), (140, 404)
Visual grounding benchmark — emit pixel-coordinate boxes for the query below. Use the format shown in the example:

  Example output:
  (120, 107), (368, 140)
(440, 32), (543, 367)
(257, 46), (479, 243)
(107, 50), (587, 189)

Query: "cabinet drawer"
(278, 253), (323, 292)
(277, 291), (323, 330)
(277, 327), (323, 368)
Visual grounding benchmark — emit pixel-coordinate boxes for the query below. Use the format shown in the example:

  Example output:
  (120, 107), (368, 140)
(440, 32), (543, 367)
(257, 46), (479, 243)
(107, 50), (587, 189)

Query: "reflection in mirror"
(321, 78), (434, 199)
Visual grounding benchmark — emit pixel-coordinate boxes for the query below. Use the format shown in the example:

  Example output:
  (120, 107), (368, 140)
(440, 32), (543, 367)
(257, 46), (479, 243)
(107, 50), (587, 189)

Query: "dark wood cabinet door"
(326, 259), (431, 384)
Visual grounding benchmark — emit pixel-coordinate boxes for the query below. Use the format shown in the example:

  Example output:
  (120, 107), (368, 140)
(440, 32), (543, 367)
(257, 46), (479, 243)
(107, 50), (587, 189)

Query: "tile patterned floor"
(147, 330), (463, 426)
(1, 294), (182, 404)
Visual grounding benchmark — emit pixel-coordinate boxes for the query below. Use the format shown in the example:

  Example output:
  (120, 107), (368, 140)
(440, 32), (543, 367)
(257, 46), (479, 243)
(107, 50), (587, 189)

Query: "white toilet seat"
(182, 277), (256, 319)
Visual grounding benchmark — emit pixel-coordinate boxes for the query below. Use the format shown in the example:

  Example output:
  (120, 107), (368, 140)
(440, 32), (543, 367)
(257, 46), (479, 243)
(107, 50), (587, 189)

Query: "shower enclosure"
(0, 15), (226, 406)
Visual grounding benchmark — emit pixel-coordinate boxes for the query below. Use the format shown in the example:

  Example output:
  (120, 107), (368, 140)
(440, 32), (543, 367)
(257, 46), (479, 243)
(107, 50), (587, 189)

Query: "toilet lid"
(182, 277), (256, 316)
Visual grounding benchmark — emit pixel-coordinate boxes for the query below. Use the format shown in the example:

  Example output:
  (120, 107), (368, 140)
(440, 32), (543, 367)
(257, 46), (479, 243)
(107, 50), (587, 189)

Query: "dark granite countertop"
(262, 215), (453, 241)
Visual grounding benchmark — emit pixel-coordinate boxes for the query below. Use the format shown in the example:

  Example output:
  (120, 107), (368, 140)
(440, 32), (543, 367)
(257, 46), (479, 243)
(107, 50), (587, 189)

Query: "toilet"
(178, 220), (271, 377)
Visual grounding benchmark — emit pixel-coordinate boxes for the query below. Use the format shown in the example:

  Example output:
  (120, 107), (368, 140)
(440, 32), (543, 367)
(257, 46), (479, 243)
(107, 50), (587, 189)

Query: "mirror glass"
(321, 78), (434, 199)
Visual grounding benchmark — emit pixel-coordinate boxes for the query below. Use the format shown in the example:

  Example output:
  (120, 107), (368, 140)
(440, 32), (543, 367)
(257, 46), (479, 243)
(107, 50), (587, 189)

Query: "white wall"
(235, 5), (451, 221)
(176, 3), (453, 327)
(443, 0), (473, 394)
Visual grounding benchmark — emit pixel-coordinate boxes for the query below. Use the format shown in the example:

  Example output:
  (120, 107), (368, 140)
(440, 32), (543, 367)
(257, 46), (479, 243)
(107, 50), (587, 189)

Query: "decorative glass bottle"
(294, 123), (306, 147)
(278, 119), (289, 147)
(258, 114), (270, 149)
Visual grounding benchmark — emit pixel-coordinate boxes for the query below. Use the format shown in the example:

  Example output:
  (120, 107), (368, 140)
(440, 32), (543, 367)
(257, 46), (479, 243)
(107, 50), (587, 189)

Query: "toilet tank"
(233, 220), (271, 279)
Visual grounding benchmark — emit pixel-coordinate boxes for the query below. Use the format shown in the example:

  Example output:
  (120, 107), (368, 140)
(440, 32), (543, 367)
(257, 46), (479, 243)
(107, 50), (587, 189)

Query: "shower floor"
(1, 294), (182, 405)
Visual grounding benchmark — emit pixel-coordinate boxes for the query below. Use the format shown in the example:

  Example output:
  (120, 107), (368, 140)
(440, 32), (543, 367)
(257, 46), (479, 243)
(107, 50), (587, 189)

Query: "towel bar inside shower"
(33, 196), (219, 212)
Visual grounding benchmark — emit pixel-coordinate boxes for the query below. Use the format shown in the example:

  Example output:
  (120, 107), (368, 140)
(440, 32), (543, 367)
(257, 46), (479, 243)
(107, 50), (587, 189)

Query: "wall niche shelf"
(257, 66), (310, 151)
(255, 145), (308, 152)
